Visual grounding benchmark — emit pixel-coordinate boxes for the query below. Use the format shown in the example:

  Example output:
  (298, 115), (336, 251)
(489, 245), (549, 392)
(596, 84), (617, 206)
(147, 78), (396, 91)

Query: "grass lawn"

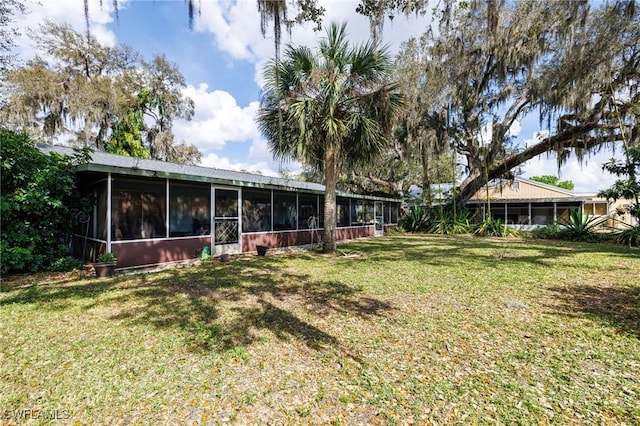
(1, 234), (639, 424)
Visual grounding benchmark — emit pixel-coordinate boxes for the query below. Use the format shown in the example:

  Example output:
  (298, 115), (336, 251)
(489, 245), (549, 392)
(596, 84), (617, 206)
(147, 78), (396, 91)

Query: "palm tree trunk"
(323, 147), (337, 253)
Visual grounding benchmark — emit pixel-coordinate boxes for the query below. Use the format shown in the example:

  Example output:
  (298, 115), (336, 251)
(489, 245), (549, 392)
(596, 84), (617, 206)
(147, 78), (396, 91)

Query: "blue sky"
(12, 0), (621, 193)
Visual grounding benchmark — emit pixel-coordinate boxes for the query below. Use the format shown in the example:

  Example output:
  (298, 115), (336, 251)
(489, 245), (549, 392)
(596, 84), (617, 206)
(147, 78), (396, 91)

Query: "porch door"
(212, 188), (241, 256)
(374, 201), (384, 237)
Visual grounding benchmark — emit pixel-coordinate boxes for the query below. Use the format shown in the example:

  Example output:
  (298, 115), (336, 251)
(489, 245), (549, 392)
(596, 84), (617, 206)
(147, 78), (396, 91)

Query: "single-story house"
(39, 145), (400, 269)
(466, 177), (636, 230)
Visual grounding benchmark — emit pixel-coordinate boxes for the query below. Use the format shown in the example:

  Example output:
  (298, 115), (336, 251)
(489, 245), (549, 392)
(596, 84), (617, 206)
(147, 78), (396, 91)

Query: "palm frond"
(257, 20), (404, 175)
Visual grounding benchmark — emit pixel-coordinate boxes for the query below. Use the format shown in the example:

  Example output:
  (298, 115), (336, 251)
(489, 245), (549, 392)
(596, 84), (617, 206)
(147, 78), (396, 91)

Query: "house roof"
(466, 197), (593, 203)
(467, 176), (596, 203)
(512, 177), (576, 196)
(38, 144), (399, 202)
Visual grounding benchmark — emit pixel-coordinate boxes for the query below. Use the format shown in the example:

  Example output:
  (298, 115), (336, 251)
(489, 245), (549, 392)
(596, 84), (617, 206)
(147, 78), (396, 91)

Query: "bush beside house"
(0, 129), (90, 274)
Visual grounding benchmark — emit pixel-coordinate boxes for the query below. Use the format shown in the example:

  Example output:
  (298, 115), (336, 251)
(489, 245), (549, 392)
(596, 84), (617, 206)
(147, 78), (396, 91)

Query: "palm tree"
(257, 21), (404, 253)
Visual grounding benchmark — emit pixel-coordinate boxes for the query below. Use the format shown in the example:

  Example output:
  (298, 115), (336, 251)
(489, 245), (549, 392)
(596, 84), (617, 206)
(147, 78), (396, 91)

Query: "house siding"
(469, 179), (573, 201)
(467, 178), (635, 229)
(111, 236), (211, 268)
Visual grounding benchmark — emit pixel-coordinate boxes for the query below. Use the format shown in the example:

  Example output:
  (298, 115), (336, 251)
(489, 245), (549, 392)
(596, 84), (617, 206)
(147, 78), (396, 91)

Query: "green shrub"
(615, 224), (640, 247)
(48, 256), (85, 272)
(557, 208), (608, 242)
(429, 208), (475, 235)
(474, 216), (518, 237)
(0, 242), (44, 275)
(96, 252), (117, 263)
(0, 129), (91, 274)
(532, 223), (562, 239)
(399, 205), (433, 232)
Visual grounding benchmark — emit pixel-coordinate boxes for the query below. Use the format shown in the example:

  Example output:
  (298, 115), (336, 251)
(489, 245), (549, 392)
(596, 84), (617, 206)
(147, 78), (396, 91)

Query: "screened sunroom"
(42, 146), (400, 269)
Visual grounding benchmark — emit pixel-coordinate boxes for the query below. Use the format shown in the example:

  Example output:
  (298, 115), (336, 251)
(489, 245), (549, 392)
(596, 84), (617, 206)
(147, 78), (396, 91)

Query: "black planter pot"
(256, 245), (268, 256)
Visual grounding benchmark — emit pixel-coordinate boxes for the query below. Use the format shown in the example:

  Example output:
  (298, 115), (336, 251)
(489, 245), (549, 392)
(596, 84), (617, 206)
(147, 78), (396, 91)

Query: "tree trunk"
(457, 169), (483, 205)
(420, 140), (432, 205)
(457, 119), (621, 204)
(348, 172), (403, 197)
(323, 147), (337, 253)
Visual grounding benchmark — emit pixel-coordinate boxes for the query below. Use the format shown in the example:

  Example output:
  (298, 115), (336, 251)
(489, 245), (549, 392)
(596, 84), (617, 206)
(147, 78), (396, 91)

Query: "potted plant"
(94, 252), (117, 278)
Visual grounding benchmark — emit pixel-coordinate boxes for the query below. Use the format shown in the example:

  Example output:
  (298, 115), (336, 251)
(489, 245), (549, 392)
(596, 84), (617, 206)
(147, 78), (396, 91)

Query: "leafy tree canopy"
(530, 175), (575, 191)
(0, 21), (199, 164)
(381, 0), (640, 204)
(78, 1), (640, 199)
(0, 128), (90, 274)
(0, 0), (25, 76)
(598, 101), (640, 223)
(599, 146), (640, 220)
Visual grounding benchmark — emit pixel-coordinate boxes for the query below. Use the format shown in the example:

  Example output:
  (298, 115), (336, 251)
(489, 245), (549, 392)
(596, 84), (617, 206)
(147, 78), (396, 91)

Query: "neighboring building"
(40, 145), (400, 269)
(408, 183), (454, 205)
(466, 177), (636, 230)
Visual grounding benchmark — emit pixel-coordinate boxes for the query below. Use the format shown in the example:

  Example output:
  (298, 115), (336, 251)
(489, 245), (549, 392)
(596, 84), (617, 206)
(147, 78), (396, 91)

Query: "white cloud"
(508, 119), (521, 138)
(173, 84), (261, 151)
(524, 131), (549, 147)
(247, 137), (271, 161)
(520, 131), (621, 193)
(247, 138), (303, 174)
(14, 0), (121, 60)
(199, 151), (279, 177)
(478, 122), (492, 145)
(171, 83), (303, 177)
(469, 119), (522, 147)
(253, 56), (270, 91)
(522, 153), (615, 194)
(194, 0), (269, 61)
(192, 0), (433, 88)
(197, 137), (302, 178)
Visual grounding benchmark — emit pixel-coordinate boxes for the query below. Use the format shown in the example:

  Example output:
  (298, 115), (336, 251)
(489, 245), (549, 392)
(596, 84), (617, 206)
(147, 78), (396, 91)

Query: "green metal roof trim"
(38, 144), (400, 202)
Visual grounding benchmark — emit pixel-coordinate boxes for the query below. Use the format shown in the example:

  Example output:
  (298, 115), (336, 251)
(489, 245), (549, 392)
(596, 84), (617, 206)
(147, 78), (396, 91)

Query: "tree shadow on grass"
(0, 273), (129, 311)
(340, 234), (639, 269)
(109, 259), (392, 362)
(545, 284), (640, 338)
(225, 299), (340, 351)
(335, 235), (568, 270)
(1, 256), (392, 363)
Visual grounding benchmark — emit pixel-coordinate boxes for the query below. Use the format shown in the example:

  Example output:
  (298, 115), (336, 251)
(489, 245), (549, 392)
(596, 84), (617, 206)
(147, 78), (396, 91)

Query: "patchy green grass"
(1, 235), (639, 424)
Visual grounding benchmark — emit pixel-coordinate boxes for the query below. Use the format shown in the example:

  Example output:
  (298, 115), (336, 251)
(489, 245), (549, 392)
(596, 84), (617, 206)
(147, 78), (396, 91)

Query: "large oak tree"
(363, 0), (640, 204)
(1, 21), (199, 164)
